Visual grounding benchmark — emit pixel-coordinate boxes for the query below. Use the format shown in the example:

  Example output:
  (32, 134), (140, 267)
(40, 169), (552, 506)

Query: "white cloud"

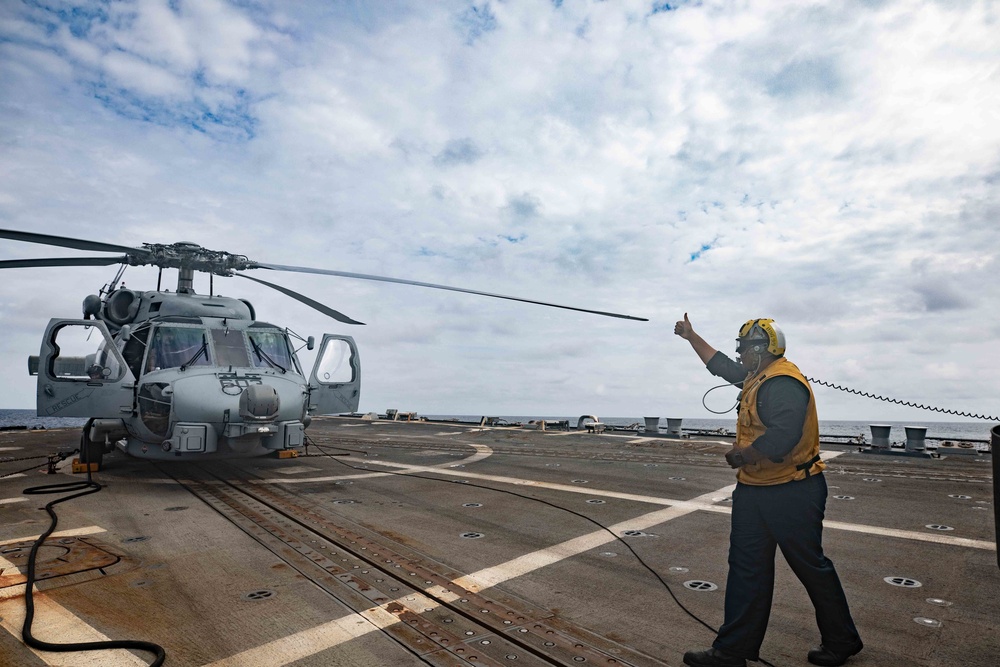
(0, 0), (998, 428)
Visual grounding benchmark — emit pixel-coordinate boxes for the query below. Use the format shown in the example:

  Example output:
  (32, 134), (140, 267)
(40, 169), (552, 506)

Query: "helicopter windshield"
(211, 329), (251, 368)
(145, 326), (211, 372)
(248, 330), (294, 371)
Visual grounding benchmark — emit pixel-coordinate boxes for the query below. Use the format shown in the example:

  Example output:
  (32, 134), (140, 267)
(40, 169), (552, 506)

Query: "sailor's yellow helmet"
(736, 318), (786, 356)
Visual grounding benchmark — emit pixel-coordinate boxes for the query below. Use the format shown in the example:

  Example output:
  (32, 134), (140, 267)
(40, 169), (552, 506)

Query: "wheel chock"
(72, 458), (99, 474)
(276, 450), (299, 459)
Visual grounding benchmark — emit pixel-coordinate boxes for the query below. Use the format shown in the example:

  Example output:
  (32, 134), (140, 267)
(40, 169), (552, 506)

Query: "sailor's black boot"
(682, 647), (747, 667)
(807, 640), (864, 666)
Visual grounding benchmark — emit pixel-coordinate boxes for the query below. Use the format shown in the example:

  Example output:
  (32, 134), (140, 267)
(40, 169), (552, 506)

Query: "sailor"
(674, 314), (863, 667)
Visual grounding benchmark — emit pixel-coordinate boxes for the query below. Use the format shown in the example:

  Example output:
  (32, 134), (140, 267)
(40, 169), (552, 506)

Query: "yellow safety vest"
(735, 357), (825, 486)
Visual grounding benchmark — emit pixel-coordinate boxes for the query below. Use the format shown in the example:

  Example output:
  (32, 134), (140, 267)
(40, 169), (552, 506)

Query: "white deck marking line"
(201, 448), (985, 665)
(451, 484), (737, 593)
(202, 593), (436, 667)
(201, 484), (737, 667)
(0, 593), (149, 665)
(1, 497), (28, 505)
(0, 526), (107, 548)
(0, 446), (25, 451)
(305, 449), (993, 552)
(822, 520), (995, 550)
(255, 443), (495, 485)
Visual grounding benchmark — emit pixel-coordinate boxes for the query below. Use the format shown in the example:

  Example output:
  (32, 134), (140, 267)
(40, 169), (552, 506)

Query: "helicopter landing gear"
(78, 418), (104, 470)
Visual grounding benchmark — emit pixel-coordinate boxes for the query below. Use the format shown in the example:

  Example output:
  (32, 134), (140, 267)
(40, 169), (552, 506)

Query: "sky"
(1, 0), (998, 426)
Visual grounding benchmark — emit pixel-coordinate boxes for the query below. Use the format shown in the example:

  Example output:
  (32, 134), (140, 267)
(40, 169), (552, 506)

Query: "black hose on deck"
(307, 438), (779, 667)
(20, 468), (166, 666)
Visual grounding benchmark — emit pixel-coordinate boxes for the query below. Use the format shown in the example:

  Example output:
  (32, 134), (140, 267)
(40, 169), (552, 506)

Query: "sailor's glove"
(725, 445), (765, 469)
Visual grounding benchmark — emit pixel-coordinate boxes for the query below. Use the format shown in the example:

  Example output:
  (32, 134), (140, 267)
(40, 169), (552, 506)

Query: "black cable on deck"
(20, 466), (167, 666)
(307, 436), (778, 666)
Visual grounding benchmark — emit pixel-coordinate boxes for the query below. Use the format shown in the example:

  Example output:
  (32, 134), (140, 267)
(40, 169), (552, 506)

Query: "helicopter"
(0, 228), (647, 467)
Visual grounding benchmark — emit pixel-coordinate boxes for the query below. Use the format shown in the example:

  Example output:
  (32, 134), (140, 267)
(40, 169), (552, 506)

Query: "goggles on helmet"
(735, 318), (786, 356)
(736, 337), (768, 354)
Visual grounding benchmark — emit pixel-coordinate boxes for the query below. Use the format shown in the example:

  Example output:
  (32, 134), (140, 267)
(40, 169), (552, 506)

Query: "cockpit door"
(34, 319), (135, 418)
(308, 335), (361, 415)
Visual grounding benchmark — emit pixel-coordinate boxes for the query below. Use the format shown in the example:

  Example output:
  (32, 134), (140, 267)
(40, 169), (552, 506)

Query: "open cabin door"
(33, 319), (136, 418)
(308, 334), (361, 415)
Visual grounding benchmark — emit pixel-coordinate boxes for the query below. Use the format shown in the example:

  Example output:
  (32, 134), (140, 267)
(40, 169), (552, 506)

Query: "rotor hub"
(130, 242), (252, 276)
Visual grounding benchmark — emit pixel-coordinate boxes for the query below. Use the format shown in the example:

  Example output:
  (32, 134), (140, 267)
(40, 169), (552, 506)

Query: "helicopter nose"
(239, 384), (280, 421)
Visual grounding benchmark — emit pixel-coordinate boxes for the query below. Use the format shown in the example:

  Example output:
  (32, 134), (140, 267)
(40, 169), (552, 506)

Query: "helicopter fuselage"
(31, 288), (360, 461)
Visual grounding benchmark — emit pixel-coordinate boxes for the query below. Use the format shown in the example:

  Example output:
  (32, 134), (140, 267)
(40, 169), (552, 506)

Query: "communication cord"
(701, 354), (762, 415)
(19, 465), (167, 666)
(703, 361), (1000, 424)
(307, 437), (778, 667)
(805, 377), (1000, 422)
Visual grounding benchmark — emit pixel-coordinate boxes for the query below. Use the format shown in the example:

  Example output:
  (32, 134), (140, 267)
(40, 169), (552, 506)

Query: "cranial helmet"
(736, 318), (786, 356)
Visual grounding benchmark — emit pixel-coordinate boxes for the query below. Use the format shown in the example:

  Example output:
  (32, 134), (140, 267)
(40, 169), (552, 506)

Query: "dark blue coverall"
(706, 352), (861, 660)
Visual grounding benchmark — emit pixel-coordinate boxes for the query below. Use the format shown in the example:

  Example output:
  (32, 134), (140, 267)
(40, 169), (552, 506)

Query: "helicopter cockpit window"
(145, 326), (211, 372)
(248, 330), (294, 371)
(316, 339), (354, 384)
(46, 323), (125, 382)
(211, 329), (251, 368)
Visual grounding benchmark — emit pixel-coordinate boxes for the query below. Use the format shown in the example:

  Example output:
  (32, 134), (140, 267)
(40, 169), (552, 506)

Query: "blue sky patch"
(89, 79), (257, 141)
(688, 240), (716, 262)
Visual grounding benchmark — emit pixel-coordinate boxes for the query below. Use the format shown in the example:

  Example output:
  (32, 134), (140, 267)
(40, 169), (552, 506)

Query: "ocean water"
(0, 409), (87, 431)
(425, 415), (995, 449)
(3, 409), (992, 449)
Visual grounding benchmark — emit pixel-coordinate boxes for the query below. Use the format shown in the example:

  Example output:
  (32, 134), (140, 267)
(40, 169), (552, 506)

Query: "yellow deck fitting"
(71, 458), (99, 474)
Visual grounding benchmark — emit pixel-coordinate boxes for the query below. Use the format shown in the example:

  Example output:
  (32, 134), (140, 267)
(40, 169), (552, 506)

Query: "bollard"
(869, 424), (892, 448)
(665, 418), (683, 437)
(643, 417), (660, 433)
(904, 426), (927, 451)
(991, 425), (999, 569)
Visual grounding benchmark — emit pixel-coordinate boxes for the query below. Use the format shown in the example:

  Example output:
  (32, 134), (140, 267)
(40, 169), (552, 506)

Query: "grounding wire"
(19, 463), (166, 666)
(304, 436), (774, 667)
(1, 458), (54, 479)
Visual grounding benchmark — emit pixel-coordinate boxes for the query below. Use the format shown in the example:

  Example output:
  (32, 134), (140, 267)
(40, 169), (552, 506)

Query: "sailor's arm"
(674, 313), (718, 364)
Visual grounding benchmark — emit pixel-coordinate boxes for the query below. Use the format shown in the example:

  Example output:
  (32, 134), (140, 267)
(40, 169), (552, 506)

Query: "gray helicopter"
(1, 229), (646, 467)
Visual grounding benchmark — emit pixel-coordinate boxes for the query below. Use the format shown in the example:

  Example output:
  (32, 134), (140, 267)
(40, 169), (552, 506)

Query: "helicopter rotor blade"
(251, 262), (649, 322)
(0, 256), (129, 270)
(0, 228), (142, 255)
(236, 274), (365, 325)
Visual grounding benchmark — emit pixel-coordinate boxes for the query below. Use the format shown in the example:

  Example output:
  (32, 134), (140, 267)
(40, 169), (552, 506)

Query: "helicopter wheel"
(78, 418), (104, 469)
